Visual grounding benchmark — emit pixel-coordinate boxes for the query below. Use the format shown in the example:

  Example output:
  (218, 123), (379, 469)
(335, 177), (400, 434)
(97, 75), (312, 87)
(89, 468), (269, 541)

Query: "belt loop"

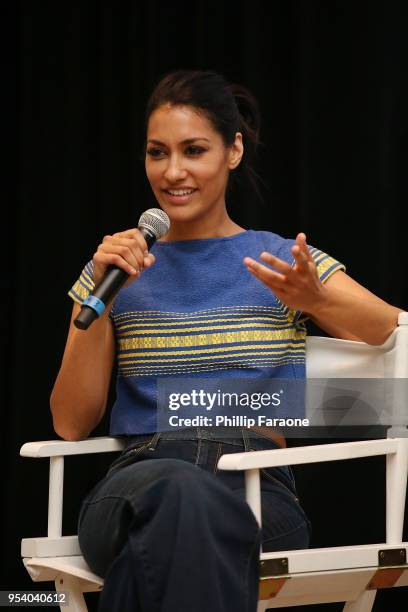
(241, 427), (250, 451)
(148, 432), (161, 450)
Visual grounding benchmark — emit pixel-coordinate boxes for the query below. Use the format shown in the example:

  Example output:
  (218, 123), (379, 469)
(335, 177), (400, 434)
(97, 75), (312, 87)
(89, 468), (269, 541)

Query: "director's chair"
(20, 312), (408, 611)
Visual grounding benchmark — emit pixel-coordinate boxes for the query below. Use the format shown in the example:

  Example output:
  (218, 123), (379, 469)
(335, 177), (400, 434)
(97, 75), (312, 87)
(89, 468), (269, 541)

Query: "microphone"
(74, 208), (170, 330)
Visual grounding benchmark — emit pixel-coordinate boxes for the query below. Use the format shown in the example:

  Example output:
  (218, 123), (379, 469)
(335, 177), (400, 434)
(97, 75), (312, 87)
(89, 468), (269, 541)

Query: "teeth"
(167, 189), (195, 196)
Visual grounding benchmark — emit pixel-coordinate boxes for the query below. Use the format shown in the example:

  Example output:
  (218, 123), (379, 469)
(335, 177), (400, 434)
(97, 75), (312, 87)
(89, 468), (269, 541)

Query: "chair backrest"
(304, 312), (408, 435)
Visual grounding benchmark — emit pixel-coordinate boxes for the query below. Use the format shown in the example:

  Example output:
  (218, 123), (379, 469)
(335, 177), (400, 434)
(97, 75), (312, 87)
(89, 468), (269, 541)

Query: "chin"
(158, 202), (205, 224)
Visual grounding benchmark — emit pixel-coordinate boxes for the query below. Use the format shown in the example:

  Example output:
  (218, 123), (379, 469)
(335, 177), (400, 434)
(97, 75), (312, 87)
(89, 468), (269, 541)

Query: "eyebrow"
(147, 137), (210, 145)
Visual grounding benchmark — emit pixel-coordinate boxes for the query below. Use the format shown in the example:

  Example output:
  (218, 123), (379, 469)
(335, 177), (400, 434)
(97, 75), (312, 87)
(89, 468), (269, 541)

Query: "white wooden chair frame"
(21, 312), (408, 611)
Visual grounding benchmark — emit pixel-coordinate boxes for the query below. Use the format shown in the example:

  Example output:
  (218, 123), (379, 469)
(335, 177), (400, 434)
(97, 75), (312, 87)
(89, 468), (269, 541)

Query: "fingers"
(244, 234), (314, 292)
(292, 233), (313, 265)
(143, 252), (155, 268)
(114, 228), (148, 252)
(93, 228), (155, 285)
(244, 235), (320, 312)
(94, 247), (140, 276)
(259, 252), (292, 274)
(99, 239), (144, 272)
(243, 256), (287, 290)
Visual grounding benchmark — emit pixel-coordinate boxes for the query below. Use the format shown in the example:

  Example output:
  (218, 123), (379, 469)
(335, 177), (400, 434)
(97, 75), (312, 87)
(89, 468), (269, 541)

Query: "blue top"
(69, 230), (345, 434)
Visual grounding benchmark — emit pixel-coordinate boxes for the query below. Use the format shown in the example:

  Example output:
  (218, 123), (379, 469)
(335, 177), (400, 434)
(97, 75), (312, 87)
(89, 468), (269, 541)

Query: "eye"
(185, 145), (206, 156)
(146, 147), (165, 158)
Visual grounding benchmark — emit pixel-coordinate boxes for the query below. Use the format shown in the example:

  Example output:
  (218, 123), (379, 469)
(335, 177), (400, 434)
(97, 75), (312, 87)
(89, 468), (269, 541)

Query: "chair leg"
(55, 573), (88, 612)
(342, 590), (376, 612)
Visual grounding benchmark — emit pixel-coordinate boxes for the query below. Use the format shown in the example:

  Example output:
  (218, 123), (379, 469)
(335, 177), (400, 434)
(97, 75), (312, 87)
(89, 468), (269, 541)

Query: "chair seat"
(260, 542), (408, 574)
(258, 543), (408, 609)
(259, 565), (408, 609)
(23, 550), (408, 609)
(22, 541), (408, 608)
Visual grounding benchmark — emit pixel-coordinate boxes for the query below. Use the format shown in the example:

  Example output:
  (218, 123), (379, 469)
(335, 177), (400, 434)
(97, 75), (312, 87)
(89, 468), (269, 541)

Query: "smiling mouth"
(163, 188), (197, 196)
(162, 189), (198, 204)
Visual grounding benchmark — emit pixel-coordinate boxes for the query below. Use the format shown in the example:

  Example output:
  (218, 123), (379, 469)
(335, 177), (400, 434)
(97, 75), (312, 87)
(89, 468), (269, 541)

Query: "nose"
(163, 154), (188, 182)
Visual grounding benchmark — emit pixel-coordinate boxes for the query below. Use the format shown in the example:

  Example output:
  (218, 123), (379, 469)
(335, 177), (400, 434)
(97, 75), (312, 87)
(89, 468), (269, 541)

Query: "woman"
(50, 70), (402, 612)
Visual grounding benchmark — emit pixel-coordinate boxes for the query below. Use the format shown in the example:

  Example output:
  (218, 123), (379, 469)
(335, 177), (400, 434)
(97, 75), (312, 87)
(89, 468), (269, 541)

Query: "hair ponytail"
(227, 83), (264, 202)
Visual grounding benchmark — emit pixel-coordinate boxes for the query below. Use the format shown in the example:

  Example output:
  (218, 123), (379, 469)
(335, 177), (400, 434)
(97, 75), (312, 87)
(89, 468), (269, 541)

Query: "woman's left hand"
(243, 233), (326, 314)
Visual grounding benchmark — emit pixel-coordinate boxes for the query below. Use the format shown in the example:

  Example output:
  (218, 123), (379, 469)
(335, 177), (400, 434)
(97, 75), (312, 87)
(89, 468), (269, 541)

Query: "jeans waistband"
(117, 429), (296, 496)
(162, 426), (246, 439)
(123, 427), (284, 450)
(125, 427), (247, 447)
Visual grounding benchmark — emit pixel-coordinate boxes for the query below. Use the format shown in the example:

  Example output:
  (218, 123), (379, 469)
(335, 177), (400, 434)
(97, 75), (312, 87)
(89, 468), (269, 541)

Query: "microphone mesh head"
(138, 208), (170, 239)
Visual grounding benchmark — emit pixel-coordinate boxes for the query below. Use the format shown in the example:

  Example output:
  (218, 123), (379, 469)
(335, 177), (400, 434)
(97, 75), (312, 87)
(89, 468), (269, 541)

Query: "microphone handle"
(73, 267), (128, 330)
(73, 227), (156, 330)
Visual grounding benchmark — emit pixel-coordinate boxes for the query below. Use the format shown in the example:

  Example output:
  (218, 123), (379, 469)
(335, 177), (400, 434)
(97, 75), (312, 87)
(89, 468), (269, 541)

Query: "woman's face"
(145, 104), (242, 228)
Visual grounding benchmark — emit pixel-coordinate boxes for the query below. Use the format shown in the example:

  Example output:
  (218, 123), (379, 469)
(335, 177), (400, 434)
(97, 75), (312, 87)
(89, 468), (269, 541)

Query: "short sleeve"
(274, 239), (346, 323)
(308, 246), (346, 284)
(68, 260), (95, 305)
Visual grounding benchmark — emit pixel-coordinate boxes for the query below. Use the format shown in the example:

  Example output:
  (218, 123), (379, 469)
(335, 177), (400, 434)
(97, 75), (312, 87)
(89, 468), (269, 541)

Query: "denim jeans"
(78, 427), (311, 612)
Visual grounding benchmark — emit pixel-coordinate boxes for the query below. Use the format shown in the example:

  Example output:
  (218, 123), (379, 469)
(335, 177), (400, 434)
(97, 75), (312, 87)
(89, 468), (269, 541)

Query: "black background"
(5, 1), (408, 610)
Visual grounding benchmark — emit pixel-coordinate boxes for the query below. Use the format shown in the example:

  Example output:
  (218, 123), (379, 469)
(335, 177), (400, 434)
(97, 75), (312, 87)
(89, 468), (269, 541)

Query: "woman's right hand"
(93, 228), (156, 287)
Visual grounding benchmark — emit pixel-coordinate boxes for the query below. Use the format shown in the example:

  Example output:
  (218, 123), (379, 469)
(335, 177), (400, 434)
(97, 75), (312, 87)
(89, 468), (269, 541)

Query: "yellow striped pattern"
(67, 248), (345, 378)
(113, 306), (307, 377)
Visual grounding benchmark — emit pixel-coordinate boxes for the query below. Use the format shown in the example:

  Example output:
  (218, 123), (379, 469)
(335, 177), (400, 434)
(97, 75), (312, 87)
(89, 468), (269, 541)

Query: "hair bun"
(228, 83), (261, 138)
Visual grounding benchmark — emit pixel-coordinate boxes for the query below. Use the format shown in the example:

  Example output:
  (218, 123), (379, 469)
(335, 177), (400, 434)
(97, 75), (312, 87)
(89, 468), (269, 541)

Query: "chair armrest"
(20, 436), (126, 539)
(218, 438), (408, 546)
(398, 312), (408, 325)
(20, 436), (125, 458)
(217, 438), (400, 471)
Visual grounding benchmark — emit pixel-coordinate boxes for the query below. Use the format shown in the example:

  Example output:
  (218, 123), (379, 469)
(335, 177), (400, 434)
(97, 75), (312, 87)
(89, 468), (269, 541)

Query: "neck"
(161, 212), (245, 242)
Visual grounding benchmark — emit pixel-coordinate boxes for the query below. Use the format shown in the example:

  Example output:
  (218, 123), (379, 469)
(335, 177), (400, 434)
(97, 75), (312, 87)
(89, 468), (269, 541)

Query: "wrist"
(308, 283), (331, 318)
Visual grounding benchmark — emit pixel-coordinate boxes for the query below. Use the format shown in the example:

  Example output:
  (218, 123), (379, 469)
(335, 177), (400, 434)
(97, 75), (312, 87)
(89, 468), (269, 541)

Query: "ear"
(228, 132), (244, 170)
